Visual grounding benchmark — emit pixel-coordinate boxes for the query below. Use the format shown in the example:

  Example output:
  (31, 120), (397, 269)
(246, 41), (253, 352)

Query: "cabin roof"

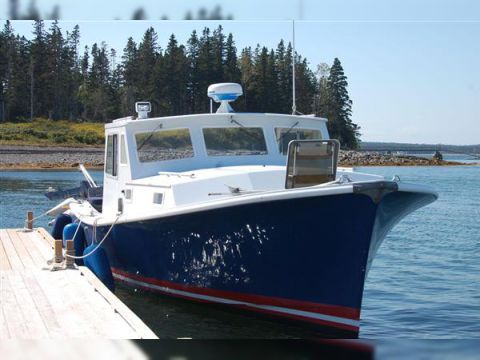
(106, 112), (327, 129)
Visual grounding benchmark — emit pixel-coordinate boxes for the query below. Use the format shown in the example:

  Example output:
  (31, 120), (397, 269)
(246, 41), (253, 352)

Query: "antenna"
(292, 19), (297, 115)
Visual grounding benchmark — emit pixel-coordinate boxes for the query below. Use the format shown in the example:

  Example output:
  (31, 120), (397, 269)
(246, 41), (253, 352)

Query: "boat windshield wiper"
(276, 121), (299, 143)
(137, 123), (163, 151)
(230, 118), (264, 142)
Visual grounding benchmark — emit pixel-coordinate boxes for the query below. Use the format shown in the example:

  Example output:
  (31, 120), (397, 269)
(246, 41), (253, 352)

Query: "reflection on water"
(0, 167), (479, 344)
(116, 283), (315, 339)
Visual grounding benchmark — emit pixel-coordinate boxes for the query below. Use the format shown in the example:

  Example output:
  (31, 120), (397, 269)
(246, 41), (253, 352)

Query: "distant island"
(0, 140), (476, 170)
(361, 142), (480, 156)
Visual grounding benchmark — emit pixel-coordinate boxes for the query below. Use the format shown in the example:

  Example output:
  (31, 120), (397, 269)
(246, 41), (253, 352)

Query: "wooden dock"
(0, 227), (158, 339)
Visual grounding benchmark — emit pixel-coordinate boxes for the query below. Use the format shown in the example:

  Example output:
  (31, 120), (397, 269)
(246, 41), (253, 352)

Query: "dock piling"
(65, 240), (75, 268)
(54, 239), (63, 263)
(25, 211), (33, 231)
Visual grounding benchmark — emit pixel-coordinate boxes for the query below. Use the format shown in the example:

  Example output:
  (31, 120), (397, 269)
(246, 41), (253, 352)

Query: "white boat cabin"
(98, 83), (373, 219)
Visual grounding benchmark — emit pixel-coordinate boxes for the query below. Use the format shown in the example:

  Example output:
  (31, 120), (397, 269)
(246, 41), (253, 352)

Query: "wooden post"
(26, 211), (33, 231)
(54, 240), (63, 263)
(65, 240), (75, 268)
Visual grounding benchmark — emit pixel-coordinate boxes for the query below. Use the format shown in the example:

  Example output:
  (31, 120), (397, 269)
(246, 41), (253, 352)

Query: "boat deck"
(0, 227), (158, 339)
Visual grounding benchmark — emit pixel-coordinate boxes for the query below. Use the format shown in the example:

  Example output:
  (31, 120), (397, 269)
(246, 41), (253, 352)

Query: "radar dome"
(207, 83), (243, 113)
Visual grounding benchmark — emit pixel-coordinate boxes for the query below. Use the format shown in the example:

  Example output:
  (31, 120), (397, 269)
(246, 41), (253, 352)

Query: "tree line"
(0, 20), (360, 148)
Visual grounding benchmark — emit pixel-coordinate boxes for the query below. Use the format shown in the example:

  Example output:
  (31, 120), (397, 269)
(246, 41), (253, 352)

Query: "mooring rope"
(23, 210), (50, 231)
(64, 213), (121, 260)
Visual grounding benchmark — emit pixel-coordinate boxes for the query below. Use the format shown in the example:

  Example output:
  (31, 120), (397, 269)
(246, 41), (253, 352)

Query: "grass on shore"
(0, 119), (105, 147)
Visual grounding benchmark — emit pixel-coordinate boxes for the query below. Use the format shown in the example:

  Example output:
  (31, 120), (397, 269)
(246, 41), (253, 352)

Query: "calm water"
(0, 166), (479, 342)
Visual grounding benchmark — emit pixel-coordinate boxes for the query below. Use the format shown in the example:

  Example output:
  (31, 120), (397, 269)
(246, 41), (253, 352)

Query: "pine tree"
(0, 21), (15, 121)
(85, 42), (113, 121)
(239, 46), (254, 110)
(211, 25), (225, 83)
(325, 58), (360, 149)
(250, 46), (270, 112)
(137, 27), (159, 102)
(313, 62), (330, 118)
(275, 40), (290, 114)
(66, 24), (81, 119)
(224, 33), (241, 84)
(46, 20), (65, 119)
(31, 20), (49, 119)
(266, 49), (279, 111)
(164, 34), (188, 115)
(186, 30), (201, 113)
(119, 37), (138, 116)
(0, 21), (359, 141)
(197, 27), (214, 113)
(294, 57), (316, 114)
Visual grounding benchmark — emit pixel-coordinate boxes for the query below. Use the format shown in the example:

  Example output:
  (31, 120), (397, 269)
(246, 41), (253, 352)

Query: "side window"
(275, 128), (322, 155)
(120, 134), (128, 165)
(105, 134), (118, 176)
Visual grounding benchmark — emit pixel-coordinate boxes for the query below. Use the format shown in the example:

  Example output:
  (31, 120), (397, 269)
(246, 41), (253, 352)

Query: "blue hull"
(82, 184), (436, 337)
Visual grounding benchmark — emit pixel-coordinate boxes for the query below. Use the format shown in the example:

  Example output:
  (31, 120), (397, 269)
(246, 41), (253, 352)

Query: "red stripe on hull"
(112, 268), (360, 334)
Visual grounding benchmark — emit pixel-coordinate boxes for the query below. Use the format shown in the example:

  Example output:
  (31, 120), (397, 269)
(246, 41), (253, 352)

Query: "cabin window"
(275, 128), (322, 155)
(120, 134), (128, 165)
(135, 128), (194, 163)
(105, 134), (118, 176)
(203, 127), (268, 156)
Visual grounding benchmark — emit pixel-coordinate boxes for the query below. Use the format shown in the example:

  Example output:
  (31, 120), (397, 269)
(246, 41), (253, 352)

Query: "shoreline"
(0, 145), (476, 170)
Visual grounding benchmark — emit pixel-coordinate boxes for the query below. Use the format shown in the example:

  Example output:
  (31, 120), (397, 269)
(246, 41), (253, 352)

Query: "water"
(0, 166), (479, 341)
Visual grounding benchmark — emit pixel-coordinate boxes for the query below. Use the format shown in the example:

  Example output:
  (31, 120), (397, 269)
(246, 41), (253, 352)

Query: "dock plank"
(1, 272), (29, 338)
(0, 230), (24, 271)
(7, 230), (36, 269)
(21, 270), (64, 338)
(79, 266), (158, 339)
(0, 236), (11, 270)
(0, 227), (158, 339)
(31, 269), (95, 338)
(0, 273), (11, 339)
(37, 227), (55, 248)
(31, 229), (54, 262)
(59, 270), (137, 338)
(7, 271), (49, 338)
(17, 230), (47, 268)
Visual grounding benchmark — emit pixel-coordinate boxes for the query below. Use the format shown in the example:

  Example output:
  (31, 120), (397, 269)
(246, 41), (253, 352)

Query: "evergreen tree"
(294, 57), (316, 114)
(239, 46), (254, 110)
(186, 30), (201, 113)
(0, 21), (16, 121)
(0, 20), (360, 148)
(66, 24), (81, 119)
(119, 37), (138, 116)
(30, 20), (48, 118)
(46, 20), (64, 119)
(313, 62), (330, 118)
(275, 40), (291, 114)
(197, 27), (214, 112)
(224, 33), (241, 84)
(164, 34), (188, 115)
(137, 27), (159, 102)
(325, 58), (360, 149)
(211, 25), (225, 82)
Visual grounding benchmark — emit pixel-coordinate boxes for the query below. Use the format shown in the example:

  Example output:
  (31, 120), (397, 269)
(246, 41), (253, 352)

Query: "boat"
(48, 83), (438, 338)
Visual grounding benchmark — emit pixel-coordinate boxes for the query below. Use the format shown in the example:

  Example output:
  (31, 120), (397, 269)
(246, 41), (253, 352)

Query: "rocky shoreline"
(338, 150), (465, 167)
(0, 145), (469, 170)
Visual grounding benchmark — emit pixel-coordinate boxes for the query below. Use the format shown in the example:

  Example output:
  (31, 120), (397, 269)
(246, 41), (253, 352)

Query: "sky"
(2, 0), (480, 145)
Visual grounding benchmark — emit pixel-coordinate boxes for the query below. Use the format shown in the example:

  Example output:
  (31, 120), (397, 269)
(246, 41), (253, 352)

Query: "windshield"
(203, 127), (268, 156)
(275, 128), (322, 155)
(135, 128), (194, 162)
